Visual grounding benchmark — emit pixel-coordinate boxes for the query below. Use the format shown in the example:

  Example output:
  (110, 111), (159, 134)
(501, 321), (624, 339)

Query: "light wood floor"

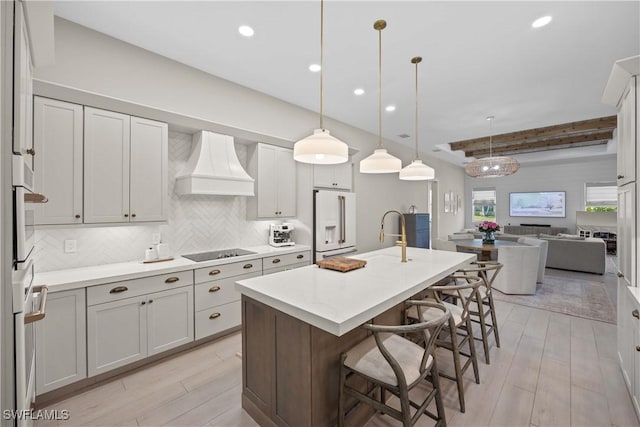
(36, 276), (638, 427)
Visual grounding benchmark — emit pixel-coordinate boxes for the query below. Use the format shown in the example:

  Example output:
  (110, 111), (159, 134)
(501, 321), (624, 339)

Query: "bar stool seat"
(406, 301), (463, 326)
(344, 333), (432, 386)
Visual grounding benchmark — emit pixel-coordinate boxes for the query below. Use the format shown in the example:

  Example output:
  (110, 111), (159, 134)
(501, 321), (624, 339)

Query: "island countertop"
(235, 246), (475, 336)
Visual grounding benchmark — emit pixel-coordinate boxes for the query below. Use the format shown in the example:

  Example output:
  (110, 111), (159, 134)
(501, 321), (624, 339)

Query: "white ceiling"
(54, 1), (639, 166)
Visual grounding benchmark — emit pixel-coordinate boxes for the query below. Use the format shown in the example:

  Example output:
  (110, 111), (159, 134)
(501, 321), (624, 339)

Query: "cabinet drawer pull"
(75, 214), (81, 219)
(141, 301), (146, 306)
(272, 258), (281, 264)
(209, 286), (221, 293)
(26, 148), (35, 156)
(618, 175), (624, 179)
(633, 309), (639, 319)
(124, 213), (129, 218)
(296, 254), (304, 259)
(110, 286), (128, 294)
(165, 277), (180, 284)
(131, 213), (136, 218)
(209, 269), (221, 276)
(209, 312), (221, 320)
(617, 272), (625, 278)
(148, 299), (153, 304)
(243, 263), (253, 269)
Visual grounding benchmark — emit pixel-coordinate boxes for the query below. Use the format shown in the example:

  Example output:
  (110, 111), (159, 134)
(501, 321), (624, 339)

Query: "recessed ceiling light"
(238, 25), (254, 37)
(385, 105), (396, 112)
(353, 88), (365, 96)
(309, 64), (321, 72)
(532, 16), (552, 28)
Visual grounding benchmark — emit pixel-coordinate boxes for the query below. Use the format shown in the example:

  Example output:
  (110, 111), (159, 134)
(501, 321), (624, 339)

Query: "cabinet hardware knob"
(209, 269), (221, 276)
(148, 299), (153, 304)
(131, 213), (136, 218)
(26, 148), (35, 156)
(618, 272), (625, 278)
(272, 258), (281, 264)
(296, 254), (304, 259)
(243, 263), (253, 269)
(618, 175), (624, 179)
(141, 301), (146, 305)
(209, 286), (221, 293)
(75, 214), (81, 219)
(109, 286), (128, 294)
(632, 309), (639, 319)
(636, 346), (640, 352)
(124, 213), (129, 218)
(165, 277), (179, 283)
(209, 312), (221, 320)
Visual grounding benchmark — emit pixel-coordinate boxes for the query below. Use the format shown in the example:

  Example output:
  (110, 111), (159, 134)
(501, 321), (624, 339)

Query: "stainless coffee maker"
(269, 223), (295, 247)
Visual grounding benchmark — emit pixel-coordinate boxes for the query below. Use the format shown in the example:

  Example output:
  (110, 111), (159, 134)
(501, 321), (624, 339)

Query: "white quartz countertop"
(33, 245), (310, 292)
(235, 247), (475, 336)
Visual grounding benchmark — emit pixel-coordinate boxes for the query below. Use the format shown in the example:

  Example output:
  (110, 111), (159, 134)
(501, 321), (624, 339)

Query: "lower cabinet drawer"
(195, 301), (240, 340)
(263, 251), (310, 272)
(264, 261), (310, 275)
(194, 271), (260, 312)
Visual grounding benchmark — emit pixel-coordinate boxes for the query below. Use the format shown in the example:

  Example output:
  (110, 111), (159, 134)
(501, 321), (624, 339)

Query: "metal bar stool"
(455, 262), (503, 364)
(338, 301), (450, 427)
(406, 274), (483, 413)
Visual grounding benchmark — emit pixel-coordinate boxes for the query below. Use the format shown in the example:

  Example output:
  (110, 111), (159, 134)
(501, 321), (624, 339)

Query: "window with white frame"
(585, 182), (617, 212)
(472, 189), (497, 223)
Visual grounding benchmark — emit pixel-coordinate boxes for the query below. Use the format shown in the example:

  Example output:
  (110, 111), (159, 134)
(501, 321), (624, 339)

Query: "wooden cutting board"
(316, 257), (367, 272)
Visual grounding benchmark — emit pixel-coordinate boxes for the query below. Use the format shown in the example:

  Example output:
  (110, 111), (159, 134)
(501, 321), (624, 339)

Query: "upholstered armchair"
(492, 245), (540, 295)
(517, 237), (549, 283)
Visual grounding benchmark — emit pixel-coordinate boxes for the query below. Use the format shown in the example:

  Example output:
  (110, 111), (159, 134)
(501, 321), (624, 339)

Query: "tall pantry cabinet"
(604, 55), (640, 419)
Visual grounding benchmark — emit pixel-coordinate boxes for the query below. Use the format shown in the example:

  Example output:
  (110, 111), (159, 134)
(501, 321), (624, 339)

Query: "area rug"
(492, 275), (616, 324)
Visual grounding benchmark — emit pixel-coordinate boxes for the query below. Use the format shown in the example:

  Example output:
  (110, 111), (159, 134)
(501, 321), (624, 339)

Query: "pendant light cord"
(319, 0), (324, 130)
(378, 26), (382, 149)
(414, 59), (419, 159)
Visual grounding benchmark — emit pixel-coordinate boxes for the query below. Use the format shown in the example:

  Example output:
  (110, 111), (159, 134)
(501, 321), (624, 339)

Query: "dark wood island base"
(241, 295), (406, 427)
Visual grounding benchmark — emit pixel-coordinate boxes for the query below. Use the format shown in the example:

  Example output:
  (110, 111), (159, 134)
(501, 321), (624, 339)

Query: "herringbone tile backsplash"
(33, 131), (280, 273)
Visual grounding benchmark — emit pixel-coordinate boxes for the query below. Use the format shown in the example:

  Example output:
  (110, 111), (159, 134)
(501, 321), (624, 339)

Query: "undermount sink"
(182, 248), (255, 262)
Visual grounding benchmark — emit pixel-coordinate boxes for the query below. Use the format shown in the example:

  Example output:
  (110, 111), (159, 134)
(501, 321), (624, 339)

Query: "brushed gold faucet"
(379, 210), (407, 262)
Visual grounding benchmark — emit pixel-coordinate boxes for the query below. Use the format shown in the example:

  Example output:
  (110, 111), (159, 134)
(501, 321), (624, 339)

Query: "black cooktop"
(182, 248), (256, 262)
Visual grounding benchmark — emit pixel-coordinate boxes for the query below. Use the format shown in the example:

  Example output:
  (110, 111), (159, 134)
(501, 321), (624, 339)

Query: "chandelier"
(464, 116), (520, 178)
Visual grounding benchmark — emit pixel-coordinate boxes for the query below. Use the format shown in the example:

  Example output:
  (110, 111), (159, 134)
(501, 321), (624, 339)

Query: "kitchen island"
(235, 247), (475, 427)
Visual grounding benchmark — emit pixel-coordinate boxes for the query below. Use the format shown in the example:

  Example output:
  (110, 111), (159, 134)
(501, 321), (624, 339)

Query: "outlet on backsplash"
(152, 233), (162, 245)
(64, 240), (77, 253)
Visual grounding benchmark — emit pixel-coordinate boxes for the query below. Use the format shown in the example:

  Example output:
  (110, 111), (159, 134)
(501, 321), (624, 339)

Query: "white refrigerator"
(313, 190), (357, 262)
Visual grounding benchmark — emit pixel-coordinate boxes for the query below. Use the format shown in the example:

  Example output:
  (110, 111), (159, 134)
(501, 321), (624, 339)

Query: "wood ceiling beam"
(466, 130), (613, 157)
(449, 115), (617, 152)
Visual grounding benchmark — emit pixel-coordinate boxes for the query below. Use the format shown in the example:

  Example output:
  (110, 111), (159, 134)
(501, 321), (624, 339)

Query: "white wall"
(32, 18), (466, 271)
(464, 156), (617, 232)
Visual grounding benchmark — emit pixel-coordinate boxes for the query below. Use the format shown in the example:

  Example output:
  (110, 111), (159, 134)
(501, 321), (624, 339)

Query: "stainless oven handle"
(24, 285), (48, 324)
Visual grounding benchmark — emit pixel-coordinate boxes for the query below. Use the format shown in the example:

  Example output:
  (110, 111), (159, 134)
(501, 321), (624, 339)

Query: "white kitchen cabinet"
(87, 273), (194, 376)
(33, 97), (84, 225)
(129, 117), (168, 222)
(35, 289), (86, 395)
(84, 107), (168, 224)
(147, 286), (194, 355)
(313, 162), (352, 190)
(617, 76), (637, 187)
(13, 1), (33, 164)
(247, 143), (296, 218)
(84, 107), (131, 224)
(262, 251), (311, 274)
(87, 295), (147, 377)
(618, 287), (640, 418)
(618, 184), (636, 288)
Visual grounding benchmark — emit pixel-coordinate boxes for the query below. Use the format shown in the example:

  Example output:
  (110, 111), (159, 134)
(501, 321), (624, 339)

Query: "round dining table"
(454, 239), (524, 261)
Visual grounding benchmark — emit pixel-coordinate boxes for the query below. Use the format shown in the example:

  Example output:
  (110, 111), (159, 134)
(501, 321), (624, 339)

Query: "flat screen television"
(509, 191), (566, 218)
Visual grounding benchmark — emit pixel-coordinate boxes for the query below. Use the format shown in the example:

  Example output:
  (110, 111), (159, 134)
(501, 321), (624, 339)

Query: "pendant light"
(399, 56), (435, 181)
(464, 116), (520, 178)
(359, 20), (402, 174)
(293, 0), (349, 165)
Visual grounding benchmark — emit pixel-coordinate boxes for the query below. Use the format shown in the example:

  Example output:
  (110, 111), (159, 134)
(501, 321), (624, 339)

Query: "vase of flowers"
(478, 221), (500, 244)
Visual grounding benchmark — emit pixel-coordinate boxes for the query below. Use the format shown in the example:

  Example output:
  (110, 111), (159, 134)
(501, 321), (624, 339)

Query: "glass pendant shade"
(293, 129), (348, 164)
(359, 149), (402, 173)
(399, 159), (435, 180)
(464, 156), (520, 178)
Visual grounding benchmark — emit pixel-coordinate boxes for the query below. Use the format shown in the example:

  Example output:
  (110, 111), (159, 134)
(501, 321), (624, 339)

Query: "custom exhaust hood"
(175, 131), (255, 196)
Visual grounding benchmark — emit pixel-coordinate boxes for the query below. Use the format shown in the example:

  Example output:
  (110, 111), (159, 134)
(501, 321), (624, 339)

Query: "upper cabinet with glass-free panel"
(617, 77), (637, 186)
(313, 162), (352, 191)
